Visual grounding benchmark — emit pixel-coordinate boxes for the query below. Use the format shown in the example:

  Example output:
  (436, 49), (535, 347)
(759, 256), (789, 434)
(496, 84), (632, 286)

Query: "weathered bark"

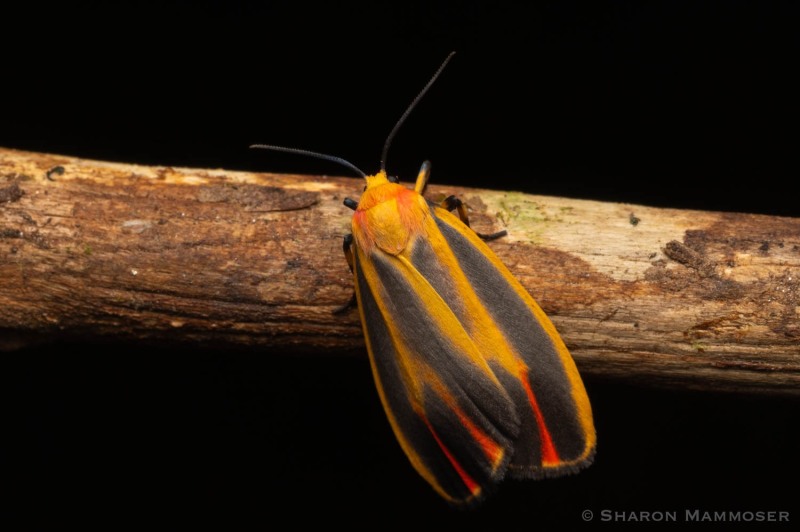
(1, 147), (798, 394)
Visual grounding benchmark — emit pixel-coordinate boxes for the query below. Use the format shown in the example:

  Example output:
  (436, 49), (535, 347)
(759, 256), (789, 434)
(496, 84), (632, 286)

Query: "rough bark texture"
(1, 147), (798, 395)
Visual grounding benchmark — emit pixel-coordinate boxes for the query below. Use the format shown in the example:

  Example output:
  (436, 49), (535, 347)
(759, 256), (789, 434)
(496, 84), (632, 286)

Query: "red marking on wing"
(422, 416), (481, 497)
(452, 404), (504, 468)
(518, 361), (560, 466)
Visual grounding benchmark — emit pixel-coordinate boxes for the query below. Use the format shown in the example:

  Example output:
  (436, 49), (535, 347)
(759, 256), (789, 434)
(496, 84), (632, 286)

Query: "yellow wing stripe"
(433, 207), (597, 460)
(355, 245), (510, 502)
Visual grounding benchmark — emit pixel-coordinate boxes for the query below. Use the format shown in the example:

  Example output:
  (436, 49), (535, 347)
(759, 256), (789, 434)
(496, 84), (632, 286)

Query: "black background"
(2, 1), (799, 527)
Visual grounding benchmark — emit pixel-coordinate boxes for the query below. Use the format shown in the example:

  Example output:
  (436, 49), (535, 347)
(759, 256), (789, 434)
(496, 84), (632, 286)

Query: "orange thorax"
(352, 171), (428, 255)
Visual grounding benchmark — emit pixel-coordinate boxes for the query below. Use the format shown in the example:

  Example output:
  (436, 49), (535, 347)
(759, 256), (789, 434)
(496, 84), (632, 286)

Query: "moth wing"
(354, 245), (520, 505)
(420, 206), (596, 478)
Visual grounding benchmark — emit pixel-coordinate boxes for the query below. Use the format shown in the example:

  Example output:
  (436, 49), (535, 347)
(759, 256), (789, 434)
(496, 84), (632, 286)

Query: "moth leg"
(334, 234), (357, 314)
(342, 233), (355, 273)
(477, 229), (508, 242)
(440, 195), (507, 241)
(441, 195), (470, 227)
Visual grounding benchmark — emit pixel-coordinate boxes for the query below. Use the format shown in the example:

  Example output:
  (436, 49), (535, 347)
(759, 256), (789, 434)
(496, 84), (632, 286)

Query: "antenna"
(249, 144), (367, 178)
(380, 52), (456, 173)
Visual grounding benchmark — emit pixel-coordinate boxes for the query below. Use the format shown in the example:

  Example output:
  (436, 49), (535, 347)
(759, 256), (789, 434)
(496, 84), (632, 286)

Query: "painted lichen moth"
(252, 52), (596, 506)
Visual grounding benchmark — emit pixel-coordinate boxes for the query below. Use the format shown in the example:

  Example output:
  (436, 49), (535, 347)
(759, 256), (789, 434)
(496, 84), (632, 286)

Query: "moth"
(253, 52), (595, 505)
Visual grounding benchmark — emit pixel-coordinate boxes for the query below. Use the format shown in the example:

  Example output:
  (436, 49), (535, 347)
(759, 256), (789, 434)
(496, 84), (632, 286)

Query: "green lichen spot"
(690, 340), (707, 353)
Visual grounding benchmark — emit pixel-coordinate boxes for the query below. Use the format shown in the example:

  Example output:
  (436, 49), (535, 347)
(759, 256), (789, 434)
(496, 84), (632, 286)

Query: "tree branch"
(1, 147), (798, 395)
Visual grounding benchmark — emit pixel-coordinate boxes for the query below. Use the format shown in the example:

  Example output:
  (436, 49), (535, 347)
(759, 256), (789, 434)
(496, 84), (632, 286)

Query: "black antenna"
(250, 144), (367, 178)
(380, 52), (456, 173)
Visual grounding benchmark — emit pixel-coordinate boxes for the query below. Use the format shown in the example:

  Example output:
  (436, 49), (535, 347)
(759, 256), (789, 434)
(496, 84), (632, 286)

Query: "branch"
(1, 147), (798, 395)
